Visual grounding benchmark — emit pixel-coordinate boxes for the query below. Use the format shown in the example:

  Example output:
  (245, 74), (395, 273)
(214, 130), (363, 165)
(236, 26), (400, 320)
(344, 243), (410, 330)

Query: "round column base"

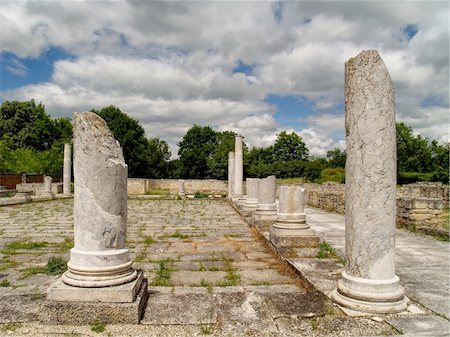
(332, 271), (408, 314)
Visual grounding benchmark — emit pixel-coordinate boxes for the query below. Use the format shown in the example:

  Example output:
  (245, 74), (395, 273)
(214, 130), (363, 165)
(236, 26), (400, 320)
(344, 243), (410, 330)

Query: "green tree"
(208, 131), (237, 179)
(326, 148), (346, 168)
(0, 100), (72, 151)
(147, 138), (171, 178)
(178, 125), (218, 178)
(92, 106), (150, 177)
(396, 122), (432, 173)
(272, 131), (309, 162)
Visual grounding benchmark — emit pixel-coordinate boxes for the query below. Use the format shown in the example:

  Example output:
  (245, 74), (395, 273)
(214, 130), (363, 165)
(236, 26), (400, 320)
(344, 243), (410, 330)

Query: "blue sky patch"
(402, 24), (418, 41)
(265, 94), (314, 129)
(232, 60), (256, 76)
(0, 47), (73, 91)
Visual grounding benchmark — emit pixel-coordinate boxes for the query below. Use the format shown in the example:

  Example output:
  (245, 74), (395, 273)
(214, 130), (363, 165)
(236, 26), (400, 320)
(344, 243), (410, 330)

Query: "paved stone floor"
(0, 198), (427, 336)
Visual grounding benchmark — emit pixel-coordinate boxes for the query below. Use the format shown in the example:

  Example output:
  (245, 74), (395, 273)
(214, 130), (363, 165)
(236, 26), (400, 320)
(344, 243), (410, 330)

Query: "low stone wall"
(16, 182), (63, 195)
(398, 182), (449, 205)
(127, 178), (228, 196)
(397, 197), (443, 227)
(285, 182), (445, 227)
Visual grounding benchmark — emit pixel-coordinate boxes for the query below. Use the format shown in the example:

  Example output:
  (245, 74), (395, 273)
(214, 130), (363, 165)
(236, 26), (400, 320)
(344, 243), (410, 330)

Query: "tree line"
(0, 100), (448, 184)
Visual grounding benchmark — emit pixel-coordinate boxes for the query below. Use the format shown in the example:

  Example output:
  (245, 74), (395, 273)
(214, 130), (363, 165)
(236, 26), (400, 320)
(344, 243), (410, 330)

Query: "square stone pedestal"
(44, 271), (148, 324)
(269, 226), (320, 258)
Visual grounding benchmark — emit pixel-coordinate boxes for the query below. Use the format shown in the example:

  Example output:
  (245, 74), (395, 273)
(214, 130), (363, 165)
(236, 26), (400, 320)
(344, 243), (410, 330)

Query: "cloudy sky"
(0, 1), (448, 157)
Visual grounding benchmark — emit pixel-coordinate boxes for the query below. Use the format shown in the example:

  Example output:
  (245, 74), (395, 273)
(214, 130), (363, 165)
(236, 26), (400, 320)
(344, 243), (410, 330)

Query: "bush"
(318, 168), (345, 184)
(45, 256), (67, 275)
(398, 172), (433, 185)
(194, 191), (208, 198)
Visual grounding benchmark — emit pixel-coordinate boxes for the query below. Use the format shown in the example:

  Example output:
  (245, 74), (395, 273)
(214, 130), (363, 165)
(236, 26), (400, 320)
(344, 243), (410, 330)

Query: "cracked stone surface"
(0, 199), (399, 336)
(344, 50), (397, 280)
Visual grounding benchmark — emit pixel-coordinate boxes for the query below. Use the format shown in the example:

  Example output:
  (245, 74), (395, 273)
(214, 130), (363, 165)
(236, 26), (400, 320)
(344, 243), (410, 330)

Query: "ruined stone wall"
(127, 178), (228, 196)
(16, 182), (63, 195)
(286, 182), (445, 226)
(398, 182), (449, 205)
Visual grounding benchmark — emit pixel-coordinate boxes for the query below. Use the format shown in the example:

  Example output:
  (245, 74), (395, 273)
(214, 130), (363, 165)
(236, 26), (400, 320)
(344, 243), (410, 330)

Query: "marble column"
(269, 185), (318, 250)
(242, 178), (259, 214)
(331, 50), (407, 313)
(63, 143), (71, 195)
(42, 176), (55, 199)
(233, 135), (245, 205)
(228, 151), (235, 199)
(62, 112), (139, 292)
(252, 175), (277, 231)
(178, 179), (186, 198)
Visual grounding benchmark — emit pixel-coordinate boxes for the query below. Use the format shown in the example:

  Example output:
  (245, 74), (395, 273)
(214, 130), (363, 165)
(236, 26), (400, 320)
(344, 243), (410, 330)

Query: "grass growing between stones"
(1, 241), (49, 255)
(19, 256), (67, 279)
(217, 255), (240, 287)
(0, 257), (19, 271)
(90, 321), (106, 333)
(151, 258), (176, 286)
(0, 279), (10, 287)
(1, 322), (22, 332)
(316, 241), (345, 265)
(161, 230), (190, 240)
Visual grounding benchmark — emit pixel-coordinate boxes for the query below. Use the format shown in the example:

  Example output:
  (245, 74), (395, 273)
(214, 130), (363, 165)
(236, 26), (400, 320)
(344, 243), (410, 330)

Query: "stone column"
(63, 143), (71, 195)
(242, 178), (259, 215)
(57, 112), (141, 300)
(228, 151), (235, 199)
(331, 50), (407, 314)
(252, 175), (277, 231)
(233, 135), (245, 206)
(178, 179), (186, 198)
(270, 186), (319, 252)
(42, 176), (55, 199)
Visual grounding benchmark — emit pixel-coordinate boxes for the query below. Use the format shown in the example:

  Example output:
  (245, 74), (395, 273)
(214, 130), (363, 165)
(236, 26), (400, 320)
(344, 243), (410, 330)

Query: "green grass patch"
(146, 188), (170, 195)
(217, 255), (240, 287)
(194, 191), (209, 198)
(1, 322), (22, 332)
(151, 258), (175, 286)
(161, 230), (189, 240)
(57, 237), (73, 252)
(0, 257), (19, 271)
(317, 167), (345, 184)
(317, 241), (345, 264)
(143, 235), (156, 245)
(20, 256), (67, 279)
(224, 233), (243, 238)
(90, 321), (106, 333)
(200, 324), (213, 335)
(1, 241), (49, 255)
(0, 279), (10, 287)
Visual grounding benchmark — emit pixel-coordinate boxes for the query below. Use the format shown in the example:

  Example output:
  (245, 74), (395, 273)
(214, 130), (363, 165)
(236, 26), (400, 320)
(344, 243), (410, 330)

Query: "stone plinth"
(63, 143), (71, 195)
(178, 179), (186, 198)
(42, 176), (55, 199)
(242, 178), (259, 215)
(228, 151), (235, 199)
(331, 50), (407, 314)
(252, 175), (277, 231)
(232, 135), (245, 206)
(48, 112), (147, 323)
(270, 186), (319, 251)
(12, 192), (32, 203)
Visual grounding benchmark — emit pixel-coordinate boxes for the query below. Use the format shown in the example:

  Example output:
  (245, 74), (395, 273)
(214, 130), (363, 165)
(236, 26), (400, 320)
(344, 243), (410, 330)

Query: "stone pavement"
(286, 207), (450, 337)
(0, 198), (400, 336)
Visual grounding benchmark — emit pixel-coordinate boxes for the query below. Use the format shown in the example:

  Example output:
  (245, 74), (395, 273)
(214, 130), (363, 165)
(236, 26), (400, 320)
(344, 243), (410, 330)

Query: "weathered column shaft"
(228, 151), (235, 199)
(44, 176), (52, 192)
(63, 143), (71, 195)
(275, 185), (307, 227)
(257, 175), (277, 211)
(234, 135), (244, 196)
(63, 112), (136, 288)
(332, 50), (406, 314)
(178, 179), (185, 196)
(243, 178), (259, 210)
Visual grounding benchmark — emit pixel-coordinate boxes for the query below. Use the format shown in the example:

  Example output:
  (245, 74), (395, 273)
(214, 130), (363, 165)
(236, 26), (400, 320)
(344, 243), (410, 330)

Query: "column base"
(41, 192), (55, 199)
(269, 223), (320, 248)
(44, 272), (148, 324)
(332, 271), (408, 314)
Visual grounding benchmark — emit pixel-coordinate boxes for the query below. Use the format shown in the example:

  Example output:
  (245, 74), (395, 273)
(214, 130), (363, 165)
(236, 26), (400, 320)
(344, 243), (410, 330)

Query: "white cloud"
(0, 0), (448, 158)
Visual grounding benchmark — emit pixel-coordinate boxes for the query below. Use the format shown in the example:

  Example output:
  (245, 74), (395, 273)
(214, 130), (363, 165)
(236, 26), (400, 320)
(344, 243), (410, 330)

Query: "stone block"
(270, 227), (320, 249)
(42, 275), (148, 325)
(47, 271), (144, 303)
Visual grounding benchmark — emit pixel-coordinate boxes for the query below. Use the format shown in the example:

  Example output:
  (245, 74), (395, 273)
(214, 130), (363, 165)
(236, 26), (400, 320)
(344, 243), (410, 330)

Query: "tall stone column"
(242, 178), (259, 215)
(228, 151), (235, 199)
(62, 112), (137, 289)
(252, 175), (277, 231)
(63, 143), (71, 195)
(233, 135), (245, 205)
(332, 50), (407, 313)
(270, 186), (319, 254)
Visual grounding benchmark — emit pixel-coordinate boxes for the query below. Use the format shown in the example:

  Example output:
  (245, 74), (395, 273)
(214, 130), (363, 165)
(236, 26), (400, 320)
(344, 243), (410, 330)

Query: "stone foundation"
(128, 178), (228, 196)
